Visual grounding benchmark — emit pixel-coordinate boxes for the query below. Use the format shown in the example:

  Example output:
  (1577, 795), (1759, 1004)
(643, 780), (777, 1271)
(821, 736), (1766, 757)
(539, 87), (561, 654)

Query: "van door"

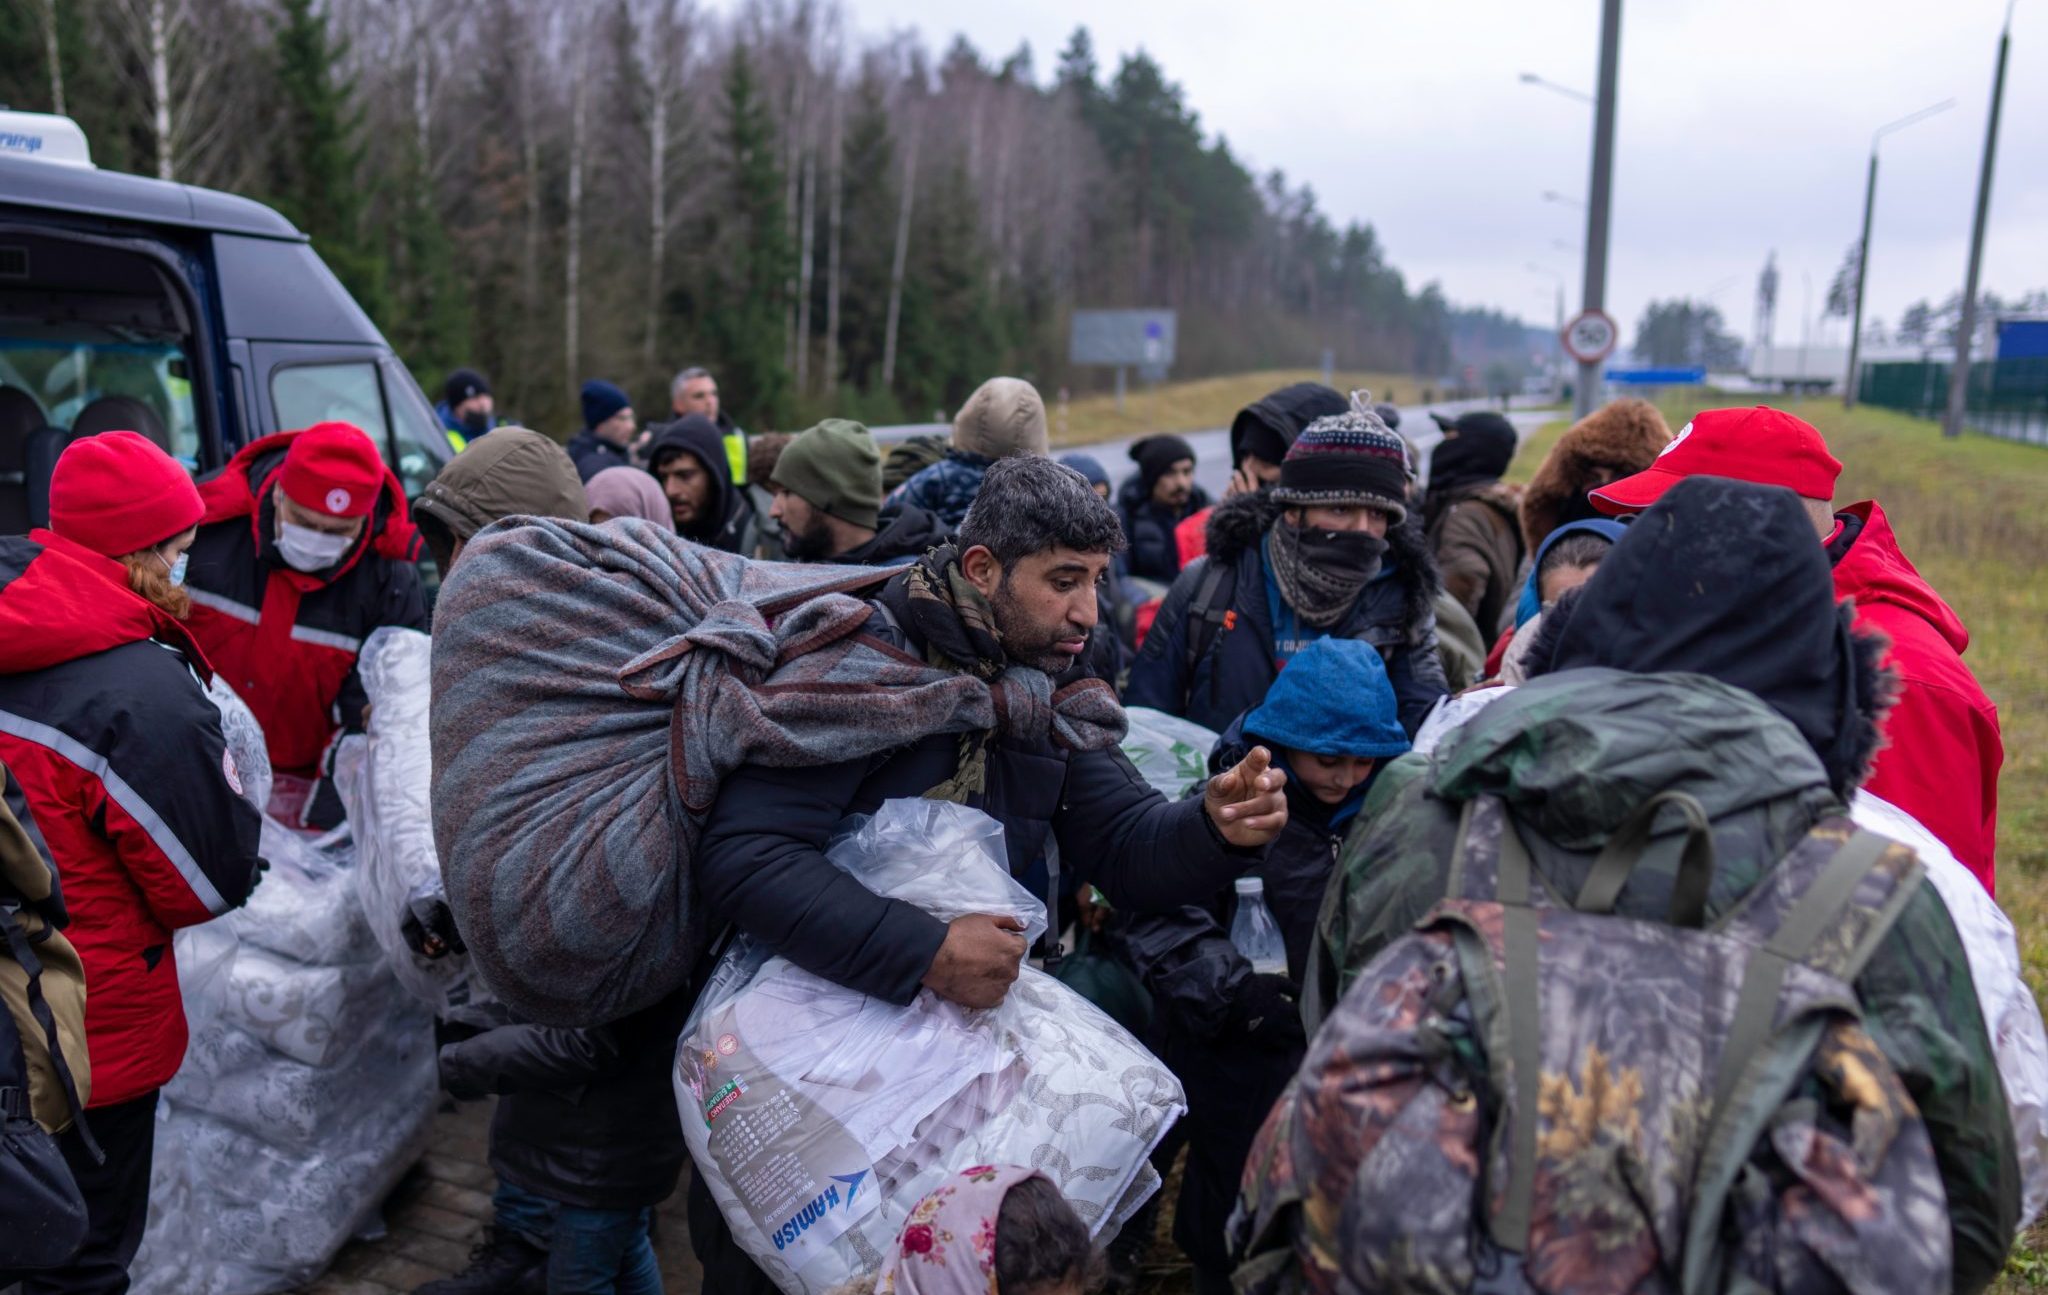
(250, 343), (444, 502)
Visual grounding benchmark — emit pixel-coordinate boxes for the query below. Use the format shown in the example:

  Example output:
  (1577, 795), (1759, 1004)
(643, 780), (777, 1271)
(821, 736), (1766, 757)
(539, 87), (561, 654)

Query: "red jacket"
(0, 532), (262, 1106)
(1831, 500), (2002, 893)
(184, 431), (427, 777)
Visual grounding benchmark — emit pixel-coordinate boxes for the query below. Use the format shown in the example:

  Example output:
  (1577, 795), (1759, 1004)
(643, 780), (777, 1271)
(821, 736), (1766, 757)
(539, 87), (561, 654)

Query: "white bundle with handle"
(676, 799), (1184, 1294)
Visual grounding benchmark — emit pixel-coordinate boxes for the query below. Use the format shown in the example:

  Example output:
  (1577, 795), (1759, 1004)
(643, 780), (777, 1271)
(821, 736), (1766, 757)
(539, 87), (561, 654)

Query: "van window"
(271, 361), (390, 447)
(1, 338), (202, 469)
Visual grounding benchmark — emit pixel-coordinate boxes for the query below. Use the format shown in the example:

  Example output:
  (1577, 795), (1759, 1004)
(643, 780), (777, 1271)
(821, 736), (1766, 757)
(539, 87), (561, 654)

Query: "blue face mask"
(156, 548), (188, 587)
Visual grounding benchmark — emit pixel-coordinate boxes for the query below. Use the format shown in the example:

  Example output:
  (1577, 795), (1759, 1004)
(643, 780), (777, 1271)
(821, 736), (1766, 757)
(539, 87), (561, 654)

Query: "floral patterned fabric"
(874, 1165), (1043, 1295)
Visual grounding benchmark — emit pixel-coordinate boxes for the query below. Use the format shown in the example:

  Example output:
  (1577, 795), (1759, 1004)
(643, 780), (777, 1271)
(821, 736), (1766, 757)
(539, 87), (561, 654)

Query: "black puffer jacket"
(694, 570), (1265, 1007)
(1123, 492), (1447, 735)
(1117, 475), (1210, 584)
(836, 502), (950, 567)
(438, 991), (693, 1209)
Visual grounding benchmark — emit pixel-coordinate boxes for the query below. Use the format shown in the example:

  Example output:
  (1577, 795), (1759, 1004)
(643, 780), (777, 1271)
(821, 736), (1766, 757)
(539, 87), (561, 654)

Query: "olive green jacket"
(1309, 670), (2020, 1293)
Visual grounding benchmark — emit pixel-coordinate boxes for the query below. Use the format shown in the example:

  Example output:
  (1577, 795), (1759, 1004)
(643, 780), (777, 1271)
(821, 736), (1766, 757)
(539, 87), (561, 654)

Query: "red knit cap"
(279, 422), (383, 518)
(48, 430), (204, 558)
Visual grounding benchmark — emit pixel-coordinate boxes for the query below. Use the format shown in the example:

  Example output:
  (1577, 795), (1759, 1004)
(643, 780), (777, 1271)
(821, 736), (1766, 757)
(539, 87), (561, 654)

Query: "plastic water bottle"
(1229, 876), (1288, 975)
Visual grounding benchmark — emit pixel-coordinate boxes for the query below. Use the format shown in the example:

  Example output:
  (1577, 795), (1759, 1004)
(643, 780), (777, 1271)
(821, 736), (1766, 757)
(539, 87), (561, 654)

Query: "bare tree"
(880, 117), (918, 389)
(822, 81), (843, 395)
(41, 0), (65, 117)
(565, 39), (589, 394)
(639, 0), (686, 376)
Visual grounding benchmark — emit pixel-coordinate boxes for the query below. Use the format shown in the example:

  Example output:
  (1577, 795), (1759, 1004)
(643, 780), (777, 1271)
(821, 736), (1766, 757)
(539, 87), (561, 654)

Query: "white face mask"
(155, 549), (188, 587)
(276, 520), (354, 573)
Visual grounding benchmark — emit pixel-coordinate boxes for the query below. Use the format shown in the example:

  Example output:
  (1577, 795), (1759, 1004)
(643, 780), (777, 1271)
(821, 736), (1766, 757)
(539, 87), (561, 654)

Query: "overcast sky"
(722, 0), (2046, 349)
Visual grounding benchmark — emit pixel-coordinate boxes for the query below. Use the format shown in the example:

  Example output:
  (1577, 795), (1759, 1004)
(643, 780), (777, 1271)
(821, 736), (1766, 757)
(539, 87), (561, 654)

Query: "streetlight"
(1843, 97), (1957, 408)
(1519, 72), (1594, 105)
(1522, 0), (1624, 421)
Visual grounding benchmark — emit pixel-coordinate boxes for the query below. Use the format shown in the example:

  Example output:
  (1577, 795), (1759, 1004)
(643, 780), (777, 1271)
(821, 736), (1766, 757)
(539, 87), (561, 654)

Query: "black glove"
(1226, 972), (1307, 1051)
(399, 879), (465, 959)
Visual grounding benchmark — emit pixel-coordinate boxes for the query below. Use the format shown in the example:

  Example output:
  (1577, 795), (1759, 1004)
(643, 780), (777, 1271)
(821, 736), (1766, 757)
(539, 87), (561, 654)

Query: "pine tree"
(709, 43), (792, 425)
(267, 0), (385, 321)
(385, 133), (473, 389)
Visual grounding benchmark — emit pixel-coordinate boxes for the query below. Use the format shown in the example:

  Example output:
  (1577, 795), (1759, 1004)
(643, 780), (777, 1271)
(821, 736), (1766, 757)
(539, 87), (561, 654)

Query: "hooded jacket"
(1830, 500), (2001, 893)
(1117, 473), (1210, 584)
(184, 431), (427, 781)
(564, 429), (634, 482)
(1176, 384), (1350, 567)
(647, 415), (757, 555)
(1124, 492), (1448, 736)
(1426, 479), (1524, 639)
(1312, 669), (2018, 1293)
(834, 502), (949, 567)
(1518, 396), (1671, 553)
(415, 427), (589, 544)
(0, 531), (262, 1108)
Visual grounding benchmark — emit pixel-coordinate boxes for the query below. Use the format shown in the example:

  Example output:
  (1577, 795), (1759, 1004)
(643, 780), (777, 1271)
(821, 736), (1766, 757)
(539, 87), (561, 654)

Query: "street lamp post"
(1576, 0), (1623, 421)
(1943, 11), (2013, 438)
(1843, 98), (1956, 409)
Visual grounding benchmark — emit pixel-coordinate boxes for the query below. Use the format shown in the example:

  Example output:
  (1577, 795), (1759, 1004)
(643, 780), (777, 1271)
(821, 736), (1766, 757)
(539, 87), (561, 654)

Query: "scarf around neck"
(1264, 523), (1386, 629)
(878, 546), (1128, 802)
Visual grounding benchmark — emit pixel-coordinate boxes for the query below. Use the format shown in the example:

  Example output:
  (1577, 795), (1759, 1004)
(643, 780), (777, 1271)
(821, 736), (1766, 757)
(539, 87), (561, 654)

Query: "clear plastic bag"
(338, 627), (503, 1023)
(205, 676), (273, 815)
(676, 799), (1184, 1294)
(1120, 706), (1218, 799)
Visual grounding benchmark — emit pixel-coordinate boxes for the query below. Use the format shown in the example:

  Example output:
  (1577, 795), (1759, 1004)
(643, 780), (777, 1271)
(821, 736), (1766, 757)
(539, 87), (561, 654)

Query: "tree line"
(2, 0), (1513, 434)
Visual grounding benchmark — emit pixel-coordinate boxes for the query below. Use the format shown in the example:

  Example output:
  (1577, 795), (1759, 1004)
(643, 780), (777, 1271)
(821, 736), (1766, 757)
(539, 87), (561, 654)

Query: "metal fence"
(1859, 357), (2048, 446)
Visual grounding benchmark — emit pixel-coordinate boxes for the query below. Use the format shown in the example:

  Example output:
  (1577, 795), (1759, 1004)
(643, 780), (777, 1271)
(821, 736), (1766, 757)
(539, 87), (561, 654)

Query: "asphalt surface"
(873, 397), (1555, 499)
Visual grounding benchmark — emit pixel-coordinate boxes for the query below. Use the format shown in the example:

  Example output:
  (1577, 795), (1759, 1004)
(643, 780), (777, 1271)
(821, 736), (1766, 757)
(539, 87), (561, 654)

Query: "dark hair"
(994, 1175), (1104, 1294)
(747, 431), (794, 486)
(958, 456), (1127, 569)
(1537, 530), (1615, 587)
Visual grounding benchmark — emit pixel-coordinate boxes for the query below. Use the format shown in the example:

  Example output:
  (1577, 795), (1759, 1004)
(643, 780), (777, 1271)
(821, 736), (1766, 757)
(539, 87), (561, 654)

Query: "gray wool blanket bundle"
(429, 516), (1124, 1025)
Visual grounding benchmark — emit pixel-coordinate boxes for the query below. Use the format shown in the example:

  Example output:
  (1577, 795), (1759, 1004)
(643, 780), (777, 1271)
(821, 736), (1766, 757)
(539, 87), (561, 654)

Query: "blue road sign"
(1605, 367), (1706, 385)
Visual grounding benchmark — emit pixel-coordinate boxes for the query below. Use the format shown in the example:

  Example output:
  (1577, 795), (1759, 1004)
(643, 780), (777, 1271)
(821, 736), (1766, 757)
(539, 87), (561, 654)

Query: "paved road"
(874, 397), (1555, 500)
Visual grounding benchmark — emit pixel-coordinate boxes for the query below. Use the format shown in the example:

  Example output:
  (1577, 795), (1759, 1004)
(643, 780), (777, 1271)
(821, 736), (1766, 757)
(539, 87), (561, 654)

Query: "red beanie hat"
(279, 422), (383, 518)
(49, 430), (204, 558)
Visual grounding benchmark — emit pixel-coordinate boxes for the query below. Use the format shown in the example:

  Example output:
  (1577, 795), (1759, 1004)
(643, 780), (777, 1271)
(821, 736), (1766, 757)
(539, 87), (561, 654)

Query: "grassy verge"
(1049, 369), (1419, 447)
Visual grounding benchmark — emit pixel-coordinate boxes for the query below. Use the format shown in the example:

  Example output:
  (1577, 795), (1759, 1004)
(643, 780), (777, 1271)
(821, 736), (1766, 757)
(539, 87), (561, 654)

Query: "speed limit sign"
(1561, 308), (1620, 364)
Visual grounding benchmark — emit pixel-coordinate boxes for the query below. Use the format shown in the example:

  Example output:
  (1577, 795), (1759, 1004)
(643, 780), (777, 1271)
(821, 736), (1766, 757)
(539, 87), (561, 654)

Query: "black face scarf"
(1543, 475), (1882, 796)
(1425, 420), (1519, 532)
(1267, 522), (1389, 628)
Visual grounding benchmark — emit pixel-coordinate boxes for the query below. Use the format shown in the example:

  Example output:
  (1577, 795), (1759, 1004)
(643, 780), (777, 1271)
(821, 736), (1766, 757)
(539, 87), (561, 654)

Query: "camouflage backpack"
(1230, 791), (1951, 1295)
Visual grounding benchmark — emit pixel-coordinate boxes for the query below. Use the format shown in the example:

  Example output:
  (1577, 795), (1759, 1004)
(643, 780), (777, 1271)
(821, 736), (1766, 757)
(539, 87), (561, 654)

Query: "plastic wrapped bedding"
(338, 627), (503, 1023)
(1120, 706), (1219, 799)
(1852, 792), (2048, 1230)
(131, 803), (438, 1294)
(676, 800), (1185, 1295)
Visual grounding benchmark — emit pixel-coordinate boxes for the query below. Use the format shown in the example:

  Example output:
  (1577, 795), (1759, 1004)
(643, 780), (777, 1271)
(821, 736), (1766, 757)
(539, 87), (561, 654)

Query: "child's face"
(1284, 748), (1378, 806)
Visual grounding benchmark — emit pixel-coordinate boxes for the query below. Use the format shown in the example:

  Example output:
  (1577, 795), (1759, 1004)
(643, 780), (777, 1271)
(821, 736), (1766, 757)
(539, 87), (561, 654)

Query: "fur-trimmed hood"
(1204, 489), (1441, 636)
(1519, 398), (1671, 552)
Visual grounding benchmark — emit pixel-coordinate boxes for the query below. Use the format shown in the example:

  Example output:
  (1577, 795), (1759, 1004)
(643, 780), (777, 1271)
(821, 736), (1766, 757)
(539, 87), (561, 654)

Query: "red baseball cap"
(1588, 406), (1841, 515)
(279, 422), (383, 518)
(49, 430), (204, 557)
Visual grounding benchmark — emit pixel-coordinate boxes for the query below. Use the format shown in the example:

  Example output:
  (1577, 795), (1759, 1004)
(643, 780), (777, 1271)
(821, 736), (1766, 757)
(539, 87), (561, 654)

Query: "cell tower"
(1753, 251), (1780, 368)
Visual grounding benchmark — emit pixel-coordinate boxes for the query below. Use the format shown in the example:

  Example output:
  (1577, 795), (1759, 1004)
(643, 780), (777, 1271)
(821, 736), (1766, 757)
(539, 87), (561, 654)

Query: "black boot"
(413, 1226), (546, 1295)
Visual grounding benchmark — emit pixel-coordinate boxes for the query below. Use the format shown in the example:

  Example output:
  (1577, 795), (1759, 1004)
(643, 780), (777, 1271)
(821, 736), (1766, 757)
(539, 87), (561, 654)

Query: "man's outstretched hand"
(922, 913), (1028, 1009)
(1205, 745), (1289, 849)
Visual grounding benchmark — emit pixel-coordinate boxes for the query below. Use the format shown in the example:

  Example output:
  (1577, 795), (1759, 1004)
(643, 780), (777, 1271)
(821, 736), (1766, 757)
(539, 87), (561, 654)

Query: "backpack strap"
(0, 896), (99, 1162)
(1707, 826), (1902, 1117)
(1182, 560), (1233, 680)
